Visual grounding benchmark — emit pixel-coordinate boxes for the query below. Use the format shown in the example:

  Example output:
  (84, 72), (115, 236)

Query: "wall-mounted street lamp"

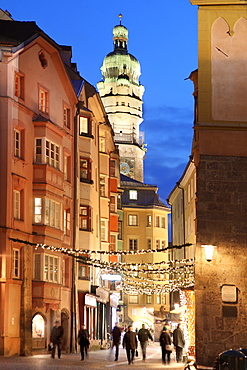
(201, 245), (216, 262)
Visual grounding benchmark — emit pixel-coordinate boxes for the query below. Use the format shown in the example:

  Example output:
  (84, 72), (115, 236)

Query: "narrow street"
(0, 343), (186, 370)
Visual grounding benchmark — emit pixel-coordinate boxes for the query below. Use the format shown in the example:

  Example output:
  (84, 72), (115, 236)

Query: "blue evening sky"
(1, 1), (198, 203)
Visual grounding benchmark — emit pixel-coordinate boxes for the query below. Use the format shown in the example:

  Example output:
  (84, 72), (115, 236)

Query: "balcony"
(114, 131), (145, 147)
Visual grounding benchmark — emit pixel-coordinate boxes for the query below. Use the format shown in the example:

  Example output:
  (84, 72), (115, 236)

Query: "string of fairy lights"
(9, 237), (195, 294)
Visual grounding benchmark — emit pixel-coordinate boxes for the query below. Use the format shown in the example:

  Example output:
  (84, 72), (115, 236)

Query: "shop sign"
(85, 294), (97, 307)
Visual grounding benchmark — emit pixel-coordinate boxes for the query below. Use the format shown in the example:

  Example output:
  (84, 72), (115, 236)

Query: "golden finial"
(119, 14), (122, 25)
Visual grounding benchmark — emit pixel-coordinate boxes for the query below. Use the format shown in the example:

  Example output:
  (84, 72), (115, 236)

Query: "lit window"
(110, 160), (116, 177)
(45, 199), (61, 229)
(129, 295), (138, 304)
(129, 239), (137, 251)
(39, 88), (48, 114)
(79, 206), (91, 231)
(100, 219), (108, 241)
(63, 107), (70, 129)
(128, 214), (138, 226)
(100, 176), (106, 197)
(14, 129), (21, 158)
(12, 249), (20, 278)
(34, 198), (42, 223)
(64, 209), (70, 236)
(80, 158), (91, 181)
(110, 196), (116, 213)
(79, 116), (90, 135)
(161, 217), (166, 228)
(99, 130), (106, 152)
(14, 190), (20, 220)
(129, 190), (137, 200)
(156, 295), (161, 304)
(110, 235), (116, 252)
(14, 73), (24, 99)
(117, 194), (122, 209)
(147, 215), (152, 226)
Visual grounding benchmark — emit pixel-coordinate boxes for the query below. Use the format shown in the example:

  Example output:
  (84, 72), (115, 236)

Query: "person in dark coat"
(138, 324), (153, 361)
(50, 320), (64, 359)
(159, 326), (172, 365)
(78, 324), (90, 360)
(111, 322), (122, 361)
(122, 325), (138, 365)
(173, 323), (185, 362)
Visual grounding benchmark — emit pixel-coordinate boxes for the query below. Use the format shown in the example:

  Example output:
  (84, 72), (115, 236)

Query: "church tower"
(97, 15), (146, 182)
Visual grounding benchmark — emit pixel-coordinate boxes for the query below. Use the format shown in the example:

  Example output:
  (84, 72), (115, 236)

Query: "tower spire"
(118, 13), (122, 25)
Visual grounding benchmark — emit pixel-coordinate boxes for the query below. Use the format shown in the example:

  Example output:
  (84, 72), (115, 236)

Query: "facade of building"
(167, 0), (247, 365)
(97, 17), (146, 182)
(0, 13), (121, 356)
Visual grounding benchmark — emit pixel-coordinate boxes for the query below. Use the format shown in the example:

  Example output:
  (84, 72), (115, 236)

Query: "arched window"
(32, 314), (45, 338)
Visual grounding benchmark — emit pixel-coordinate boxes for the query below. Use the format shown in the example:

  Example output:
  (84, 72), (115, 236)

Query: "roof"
(120, 174), (155, 188)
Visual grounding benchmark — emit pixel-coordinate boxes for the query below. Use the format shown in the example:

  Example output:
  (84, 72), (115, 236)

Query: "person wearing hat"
(159, 326), (172, 365)
(50, 320), (64, 359)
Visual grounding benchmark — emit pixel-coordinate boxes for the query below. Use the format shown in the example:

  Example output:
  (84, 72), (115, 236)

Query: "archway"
(32, 313), (46, 350)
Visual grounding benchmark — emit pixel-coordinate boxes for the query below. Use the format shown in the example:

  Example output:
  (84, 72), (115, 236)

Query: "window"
(100, 176), (106, 197)
(156, 240), (160, 250)
(101, 219), (108, 241)
(64, 155), (71, 182)
(34, 198), (42, 223)
(129, 295), (138, 304)
(35, 139), (42, 164)
(46, 140), (60, 169)
(129, 190), (137, 200)
(80, 158), (91, 182)
(34, 254), (59, 283)
(79, 116), (90, 135)
(14, 129), (21, 158)
(156, 295), (161, 304)
(79, 206), (91, 231)
(110, 235), (116, 252)
(147, 215), (152, 226)
(118, 221), (123, 240)
(117, 194), (122, 209)
(78, 264), (89, 280)
(155, 216), (160, 227)
(146, 295), (152, 304)
(64, 209), (70, 236)
(45, 199), (61, 229)
(99, 130), (106, 152)
(14, 190), (20, 219)
(110, 160), (116, 177)
(161, 217), (166, 228)
(12, 249), (20, 278)
(44, 255), (58, 282)
(110, 196), (116, 212)
(63, 107), (70, 129)
(39, 88), (48, 114)
(128, 214), (138, 226)
(129, 239), (137, 251)
(147, 239), (152, 249)
(32, 314), (45, 338)
(14, 73), (24, 99)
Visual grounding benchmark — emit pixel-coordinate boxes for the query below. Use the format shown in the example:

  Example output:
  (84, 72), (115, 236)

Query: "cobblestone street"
(0, 343), (186, 370)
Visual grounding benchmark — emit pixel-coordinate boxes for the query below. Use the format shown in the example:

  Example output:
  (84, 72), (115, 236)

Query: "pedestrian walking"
(122, 325), (138, 365)
(159, 326), (172, 365)
(173, 323), (185, 362)
(78, 324), (90, 361)
(50, 320), (64, 359)
(138, 324), (153, 361)
(111, 322), (122, 361)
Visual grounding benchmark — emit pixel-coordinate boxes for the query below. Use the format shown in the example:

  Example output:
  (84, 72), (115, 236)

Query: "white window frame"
(101, 219), (108, 241)
(34, 197), (42, 223)
(14, 190), (20, 220)
(129, 295), (138, 304)
(128, 214), (138, 226)
(45, 199), (61, 229)
(100, 176), (106, 197)
(33, 254), (59, 283)
(14, 129), (21, 158)
(129, 238), (137, 251)
(99, 130), (106, 152)
(79, 116), (90, 135)
(129, 190), (137, 200)
(63, 106), (70, 129)
(39, 88), (48, 114)
(12, 248), (20, 278)
(35, 138), (61, 170)
(64, 209), (70, 235)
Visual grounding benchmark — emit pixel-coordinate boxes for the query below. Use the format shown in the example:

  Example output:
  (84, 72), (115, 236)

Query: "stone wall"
(195, 154), (247, 366)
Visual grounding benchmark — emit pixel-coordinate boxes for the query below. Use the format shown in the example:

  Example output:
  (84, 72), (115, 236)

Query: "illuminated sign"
(101, 274), (122, 281)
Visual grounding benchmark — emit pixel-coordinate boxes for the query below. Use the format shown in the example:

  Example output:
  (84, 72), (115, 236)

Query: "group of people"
(160, 324), (185, 365)
(112, 323), (153, 365)
(49, 320), (185, 365)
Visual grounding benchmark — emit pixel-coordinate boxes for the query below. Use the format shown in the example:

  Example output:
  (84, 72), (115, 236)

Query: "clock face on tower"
(120, 158), (134, 176)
